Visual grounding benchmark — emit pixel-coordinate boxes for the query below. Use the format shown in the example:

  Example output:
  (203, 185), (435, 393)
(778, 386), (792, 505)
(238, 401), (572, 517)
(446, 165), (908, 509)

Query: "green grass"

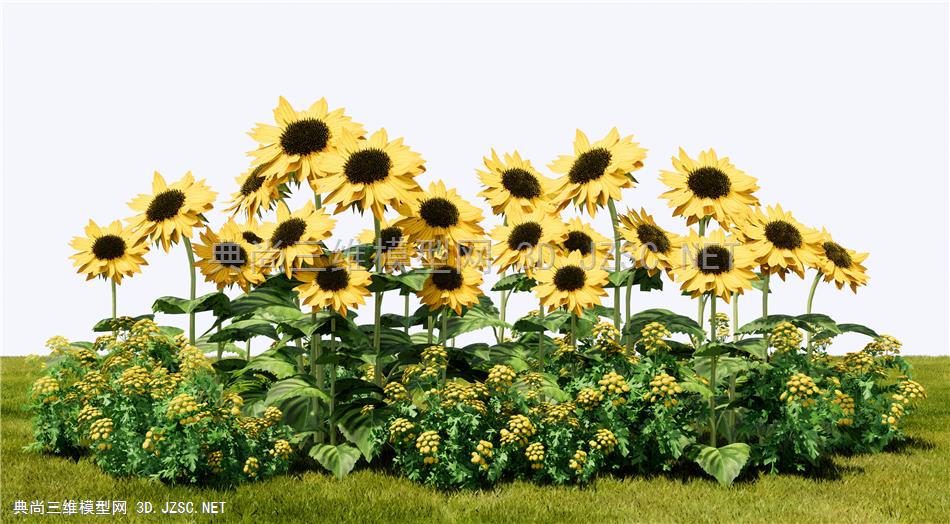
(2, 356), (948, 523)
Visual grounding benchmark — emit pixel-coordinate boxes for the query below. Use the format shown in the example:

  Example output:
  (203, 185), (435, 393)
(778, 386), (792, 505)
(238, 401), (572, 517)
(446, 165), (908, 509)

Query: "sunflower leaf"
(493, 273), (537, 292)
(695, 443), (751, 486)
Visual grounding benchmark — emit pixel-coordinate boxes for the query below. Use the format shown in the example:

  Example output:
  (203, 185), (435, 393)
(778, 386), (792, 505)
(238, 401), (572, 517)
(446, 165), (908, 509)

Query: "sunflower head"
(533, 251), (609, 316)
(225, 164), (288, 218)
(70, 219), (149, 284)
(673, 228), (757, 302)
(258, 202), (336, 277)
(127, 171), (217, 252)
(417, 261), (484, 315)
(294, 253), (372, 317)
(740, 204), (820, 279)
(193, 219), (267, 292)
(490, 211), (567, 275)
(813, 228), (869, 293)
(560, 217), (613, 266)
(357, 219), (417, 272)
(477, 150), (553, 219)
(396, 181), (485, 248)
(248, 97), (365, 185)
(618, 208), (682, 275)
(316, 129), (425, 219)
(549, 129), (647, 216)
(659, 148), (759, 230)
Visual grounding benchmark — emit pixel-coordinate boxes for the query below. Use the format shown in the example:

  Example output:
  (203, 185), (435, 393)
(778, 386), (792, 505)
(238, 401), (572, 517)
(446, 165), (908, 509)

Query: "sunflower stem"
(499, 286), (509, 343)
(329, 316), (337, 446)
(403, 294), (410, 335)
(537, 305), (545, 367)
(697, 216), (708, 328)
(110, 278), (117, 337)
(625, 271), (633, 353)
(805, 271), (822, 360)
(427, 310), (434, 345)
(708, 293), (718, 446)
(607, 199), (622, 338)
(761, 270), (770, 362)
(373, 217), (383, 387)
(246, 338), (252, 360)
(732, 292), (739, 341)
(570, 311), (578, 347)
(183, 236), (197, 344)
(440, 307), (449, 345)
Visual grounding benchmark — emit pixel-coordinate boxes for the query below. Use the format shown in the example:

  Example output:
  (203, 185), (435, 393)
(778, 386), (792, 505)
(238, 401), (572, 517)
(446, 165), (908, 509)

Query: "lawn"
(2, 356), (948, 523)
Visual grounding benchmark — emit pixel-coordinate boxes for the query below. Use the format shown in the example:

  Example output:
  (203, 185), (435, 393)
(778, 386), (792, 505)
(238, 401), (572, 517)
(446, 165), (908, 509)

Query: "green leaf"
(265, 375), (330, 431)
(693, 343), (735, 358)
(243, 351), (298, 379)
(229, 276), (300, 318)
(152, 292), (230, 316)
(512, 309), (570, 333)
(735, 314), (795, 335)
(446, 296), (510, 338)
(335, 404), (390, 461)
(737, 313), (839, 335)
(492, 272), (537, 292)
(626, 308), (705, 340)
(794, 313), (840, 335)
(695, 443), (751, 486)
(679, 380), (712, 399)
(208, 319), (279, 342)
(309, 443), (361, 480)
(605, 269), (634, 289)
(255, 305), (305, 324)
(734, 337), (768, 360)
(833, 323), (879, 338)
(92, 314), (154, 332)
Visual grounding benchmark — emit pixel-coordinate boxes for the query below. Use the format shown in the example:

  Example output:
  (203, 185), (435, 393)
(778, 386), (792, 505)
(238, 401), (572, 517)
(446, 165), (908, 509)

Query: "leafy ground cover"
(3, 355), (947, 523)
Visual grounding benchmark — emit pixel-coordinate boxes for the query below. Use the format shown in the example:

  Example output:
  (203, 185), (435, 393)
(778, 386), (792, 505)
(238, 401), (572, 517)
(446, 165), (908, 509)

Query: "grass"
(2, 356), (949, 523)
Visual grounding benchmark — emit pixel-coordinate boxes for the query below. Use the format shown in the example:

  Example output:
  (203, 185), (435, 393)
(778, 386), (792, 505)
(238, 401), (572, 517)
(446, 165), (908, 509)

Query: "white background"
(2, 2), (948, 356)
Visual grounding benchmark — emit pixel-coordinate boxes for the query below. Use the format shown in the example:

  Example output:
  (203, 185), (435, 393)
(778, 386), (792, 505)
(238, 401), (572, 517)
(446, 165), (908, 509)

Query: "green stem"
(499, 287), (509, 342)
(372, 217), (383, 386)
(427, 310), (434, 345)
(607, 199), (622, 337)
(537, 305), (545, 367)
(708, 293), (718, 447)
(216, 325), (223, 360)
(697, 217), (708, 328)
(732, 292), (739, 341)
(183, 236), (197, 344)
(329, 316), (337, 446)
(625, 271), (633, 353)
(110, 278), (117, 337)
(761, 271), (770, 318)
(403, 294), (410, 335)
(440, 307), (449, 345)
(570, 312), (578, 347)
(246, 338), (252, 360)
(805, 271), (822, 359)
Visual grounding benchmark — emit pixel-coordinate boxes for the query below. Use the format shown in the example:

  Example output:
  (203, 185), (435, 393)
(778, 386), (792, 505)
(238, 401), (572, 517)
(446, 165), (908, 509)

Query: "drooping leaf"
(265, 375), (330, 431)
(626, 308), (705, 340)
(229, 276), (300, 318)
(368, 270), (429, 294)
(695, 443), (751, 486)
(492, 272), (536, 292)
(334, 403), (391, 461)
(734, 337), (768, 360)
(152, 292), (230, 316)
(208, 319), (279, 342)
(512, 309), (571, 333)
(446, 296), (509, 338)
(242, 351), (298, 379)
(309, 443), (361, 480)
(830, 322), (879, 338)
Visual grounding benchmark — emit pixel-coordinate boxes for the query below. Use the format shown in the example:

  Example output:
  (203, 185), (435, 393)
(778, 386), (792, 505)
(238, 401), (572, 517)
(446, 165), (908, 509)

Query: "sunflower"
(490, 211), (568, 275)
(396, 181), (485, 248)
(549, 128), (647, 216)
(673, 228), (757, 302)
(533, 251), (609, 316)
(248, 96), (365, 185)
(294, 253), (372, 317)
(192, 219), (267, 292)
(315, 129), (425, 219)
(224, 165), (288, 218)
(477, 150), (554, 219)
(357, 218), (416, 272)
(126, 171), (217, 251)
(560, 217), (612, 266)
(811, 228), (869, 292)
(417, 262), (484, 315)
(659, 148), (759, 229)
(618, 208), (683, 276)
(740, 204), (821, 279)
(70, 219), (149, 283)
(257, 202), (336, 277)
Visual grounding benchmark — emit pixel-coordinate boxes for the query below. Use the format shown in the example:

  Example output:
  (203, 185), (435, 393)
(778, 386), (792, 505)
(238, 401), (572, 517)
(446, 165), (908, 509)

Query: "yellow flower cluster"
(45, 336), (70, 354)
(76, 371), (107, 399)
(639, 322), (671, 353)
(440, 381), (488, 412)
(142, 428), (165, 456)
(361, 364), (377, 382)
(102, 353), (130, 372)
(896, 378), (926, 403)
(712, 312), (730, 340)
(525, 442), (545, 469)
(643, 373), (683, 407)
(575, 387), (604, 410)
(147, 367), (179, 400)
(486, 364), (517, 392)
(71, 347), (99, 367)
(831, 390), (855, 425)
(779, 373), (822, 407)
(178, 344), (212, 376)
(118, 365), (151, 395)
(421, 345), (448, 367)
(541, 402), (579, 427)
(589, 428), (619, 453)
(208, 450), (224, 473)
(131, 318), (161, 335)
(553, 337), (577, 361)
(838, 351), (877, 376)
(219, 391), (244, 417)
(500, 414), (536, 446)
(89, 418), (113, 450)
(470, 440), (494, 470)
(864, 335), (901, 358)
(167, 393), (202, 423)
(416, 431), (441, 465)
(93, 335), (117, 352)
(384, 382), (409, 403)
(389, 418), (416, 443)
(592, 322), (623, 355)
(770, 322), (803, 353)
(520, 371), (545, 388)
(243, 457), (260, 477)
(77, 404), (103, 426)
(237, 417), (268, 438)
(401, 363), (439, 384)
(881, 400), (905, 430)
(263, 406), (283, 426)
(270, 439), (293, 460)
(598, 371), (630, 404)
(569, 449), (588, 473)
(32, 377), (59, 403)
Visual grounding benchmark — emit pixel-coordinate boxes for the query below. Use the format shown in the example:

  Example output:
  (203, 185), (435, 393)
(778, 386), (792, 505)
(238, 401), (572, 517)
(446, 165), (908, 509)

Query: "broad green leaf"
(265, 375), (330, 431)
(605, 269), (635, 288)
(242, 352), (298, 379)
(626, 308), (705, 340)
(737, 313), (839, 335)
(335, 403), (390, 461)
(492, 272), (537, 292)
(696, 443), (750, 486)
(734, 337), (767, 360)
(309, 443), (361, 480)
(92, 314), (154, 332)
(679, 380), (712, 399)
(831, 323), (879, 338)
(229, 276), (300, 318)
(795, 313), (840, 335)
(446, 297), (510, 338)
(512, 309), (570, 333)
(736, 314), (795, 335)
(152, 292), (230, 316)
(208, 319), (279, 342)
(693, 343), (735, 358)
(255, 305), (305, 324)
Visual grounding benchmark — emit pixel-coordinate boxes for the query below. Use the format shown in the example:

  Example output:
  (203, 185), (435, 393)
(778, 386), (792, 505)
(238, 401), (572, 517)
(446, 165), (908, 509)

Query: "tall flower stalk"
(607, 200), (623, 337)
(183, 236), (197, 343)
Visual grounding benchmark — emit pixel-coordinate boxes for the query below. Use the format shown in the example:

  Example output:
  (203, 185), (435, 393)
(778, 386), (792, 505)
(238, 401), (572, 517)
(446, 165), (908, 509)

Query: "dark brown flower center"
(213, 243), (248, 268)
(240, 167), (266, 196)
(92, 235), (126, 260)
(419, 198), (459, 228)
(823, 241), (853, 269)
(696, 245), (733, 275)
(431, 265), (463, 291)
(501, 168), (542, 199)
(507, 222), (543, 250)
(280, 118), (330, 156)
(636, 224), (671, 254)
(145, 189), (186, 222)
(764, 220), (802, 250)
(271, 218), (307, 248)
(568, 148), (612, 184)
(686, 167), (731, 199)
(344, 149), (392, 185)
(316, 265), (350, 291)
(553, 265), (586, 291)
(378, 226), (403, 253)
(563, 231), (593, 256)
(242, 232), (263, 245)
